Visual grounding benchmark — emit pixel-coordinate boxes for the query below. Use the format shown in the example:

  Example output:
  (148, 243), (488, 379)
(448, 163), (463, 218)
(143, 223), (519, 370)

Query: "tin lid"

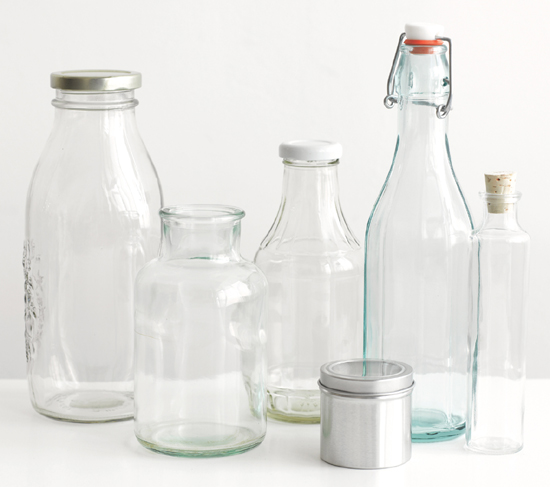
(50, 70), (141, 91)
(320, 359), (413, 395)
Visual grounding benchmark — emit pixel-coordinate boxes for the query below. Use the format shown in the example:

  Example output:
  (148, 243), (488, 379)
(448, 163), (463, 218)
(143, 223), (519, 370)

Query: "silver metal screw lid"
(320, 359), (413, 395)
(50, 70), (142, 91)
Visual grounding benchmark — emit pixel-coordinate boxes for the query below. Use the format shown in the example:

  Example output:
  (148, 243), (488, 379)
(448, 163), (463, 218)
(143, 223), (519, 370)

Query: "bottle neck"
(260, 159), (360, 250)
(281, 160), (340, 212)
(51, 90), (139, 131)
(479, 193), (522, 231)
(398, 98), (448, 144)
(159, 207), (243, 262)
(395, 44), (450, 102)
(392, 45), (450, 173)
(53, 90), (138, 110)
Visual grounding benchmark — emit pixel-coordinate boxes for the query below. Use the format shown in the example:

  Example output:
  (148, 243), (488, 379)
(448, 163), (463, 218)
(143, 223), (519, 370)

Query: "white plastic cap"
(279, 140), (342, 161)
(405, 22), (444, 40)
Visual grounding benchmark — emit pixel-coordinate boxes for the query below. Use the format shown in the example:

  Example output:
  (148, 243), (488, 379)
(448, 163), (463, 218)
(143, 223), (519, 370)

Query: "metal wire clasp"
(384, 33), (453, 119)
(383, 33), (406, 109)
(435, 37), (452, 119)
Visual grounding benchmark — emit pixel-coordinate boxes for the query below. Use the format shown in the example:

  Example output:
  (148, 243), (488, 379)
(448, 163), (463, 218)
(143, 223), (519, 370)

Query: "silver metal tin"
(50, 70), (141, 91)
(319, 359), (414, 469)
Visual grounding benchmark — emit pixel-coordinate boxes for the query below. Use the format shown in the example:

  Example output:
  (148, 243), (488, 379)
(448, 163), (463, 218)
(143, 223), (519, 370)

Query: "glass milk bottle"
(24, 70), (162, 422)
(134, 205), (267, 456)
(364, 24), (473, 441)
(255, 140), (363, 423)
(466, 173), (530, 454)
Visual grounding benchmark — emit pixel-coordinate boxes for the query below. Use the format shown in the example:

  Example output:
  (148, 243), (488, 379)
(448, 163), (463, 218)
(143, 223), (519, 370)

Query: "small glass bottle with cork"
(466, 172), (530, 454)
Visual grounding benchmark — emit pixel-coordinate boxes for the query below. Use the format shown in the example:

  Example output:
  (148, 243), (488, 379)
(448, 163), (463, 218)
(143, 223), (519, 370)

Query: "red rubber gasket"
(404, 39), (444, 46)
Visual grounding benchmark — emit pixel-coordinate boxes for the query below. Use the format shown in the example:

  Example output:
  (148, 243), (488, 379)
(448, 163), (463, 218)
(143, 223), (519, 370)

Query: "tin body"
(319, 359), (414, 469)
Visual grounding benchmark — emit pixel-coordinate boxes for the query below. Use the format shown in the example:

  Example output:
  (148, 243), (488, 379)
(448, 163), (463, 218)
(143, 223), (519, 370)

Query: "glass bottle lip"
(160, 204), (245, 224)
(52, 89), (138, 110)
(400, 43), (447, 54)
(479, 192), (522, 203)
(282, 158), (339, 167)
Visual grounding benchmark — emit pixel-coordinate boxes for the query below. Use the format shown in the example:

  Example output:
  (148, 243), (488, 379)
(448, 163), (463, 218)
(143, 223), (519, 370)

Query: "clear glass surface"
(24, 90), (163, 422)
(365, 45), (473, 442)
(134, 206), (267, 457)
(466, 193), (529, 454)
(255, 158), (363, 423)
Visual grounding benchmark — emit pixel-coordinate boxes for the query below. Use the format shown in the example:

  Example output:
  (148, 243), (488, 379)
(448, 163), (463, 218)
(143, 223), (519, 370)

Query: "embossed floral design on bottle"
(23, 240), (45, 363)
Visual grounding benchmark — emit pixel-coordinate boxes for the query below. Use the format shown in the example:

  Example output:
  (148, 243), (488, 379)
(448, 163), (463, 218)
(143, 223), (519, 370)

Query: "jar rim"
(160, 204), (245, 223)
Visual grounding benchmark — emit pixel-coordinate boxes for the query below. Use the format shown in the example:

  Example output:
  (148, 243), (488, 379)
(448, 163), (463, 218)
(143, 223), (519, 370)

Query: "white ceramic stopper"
(484, 172), (517, 213)
(404, 23), (444, 41)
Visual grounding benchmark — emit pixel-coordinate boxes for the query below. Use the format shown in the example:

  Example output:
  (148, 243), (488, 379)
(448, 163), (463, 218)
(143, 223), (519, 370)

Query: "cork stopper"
(484, 172), (517, 213)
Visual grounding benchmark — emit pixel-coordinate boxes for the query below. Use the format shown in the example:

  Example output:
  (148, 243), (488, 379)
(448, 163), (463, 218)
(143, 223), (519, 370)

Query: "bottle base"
(412, 409), (465, 443)
(465, 437), (523, 455)
(33, 390), (133, 423)
(136, 422), (264, 457)
(267, 385), (320, 423)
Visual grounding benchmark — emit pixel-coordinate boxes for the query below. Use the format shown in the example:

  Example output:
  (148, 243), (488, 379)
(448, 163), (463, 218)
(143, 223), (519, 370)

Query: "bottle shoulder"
(136, 257), (268, 293)
(256, 236), (362, 257)
(258, 207), (361, 254)
(29, 118), (159, 188)
(371, 132), (471, 224)
(367, 172), (472, 238)
(254, 245), (363, 275)
(366, 192), (472, 239)
(473, 227), (530, 242)
(26, 141), (162, 218)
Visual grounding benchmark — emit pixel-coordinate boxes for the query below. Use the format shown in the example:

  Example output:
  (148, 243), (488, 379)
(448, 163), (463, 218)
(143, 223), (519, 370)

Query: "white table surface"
(1, 380), (546, 487)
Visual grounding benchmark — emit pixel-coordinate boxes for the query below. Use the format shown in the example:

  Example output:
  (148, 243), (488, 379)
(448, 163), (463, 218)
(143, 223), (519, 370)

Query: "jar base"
(412, 409), (465, 442)
(267, 385), (320, 423)
(135, 422), (265, 457)
(33, 390), (133, 423)
(267, 410), (320, 424)
(465, 437), (523, 455)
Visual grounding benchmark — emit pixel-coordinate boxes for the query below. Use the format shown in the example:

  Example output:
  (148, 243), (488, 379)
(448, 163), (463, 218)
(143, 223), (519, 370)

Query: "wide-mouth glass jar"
(134, 204), (268, 457)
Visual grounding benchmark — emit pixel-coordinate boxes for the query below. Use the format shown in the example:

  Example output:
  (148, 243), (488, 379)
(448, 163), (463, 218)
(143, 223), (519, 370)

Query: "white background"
(1, 0), (548, 379)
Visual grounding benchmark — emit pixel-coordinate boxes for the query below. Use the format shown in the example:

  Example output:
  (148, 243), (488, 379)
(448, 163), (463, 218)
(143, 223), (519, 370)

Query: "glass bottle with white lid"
(364, 23), (473, 442)
(24, 70), (163, 422)
(255, 140), (363, 423)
